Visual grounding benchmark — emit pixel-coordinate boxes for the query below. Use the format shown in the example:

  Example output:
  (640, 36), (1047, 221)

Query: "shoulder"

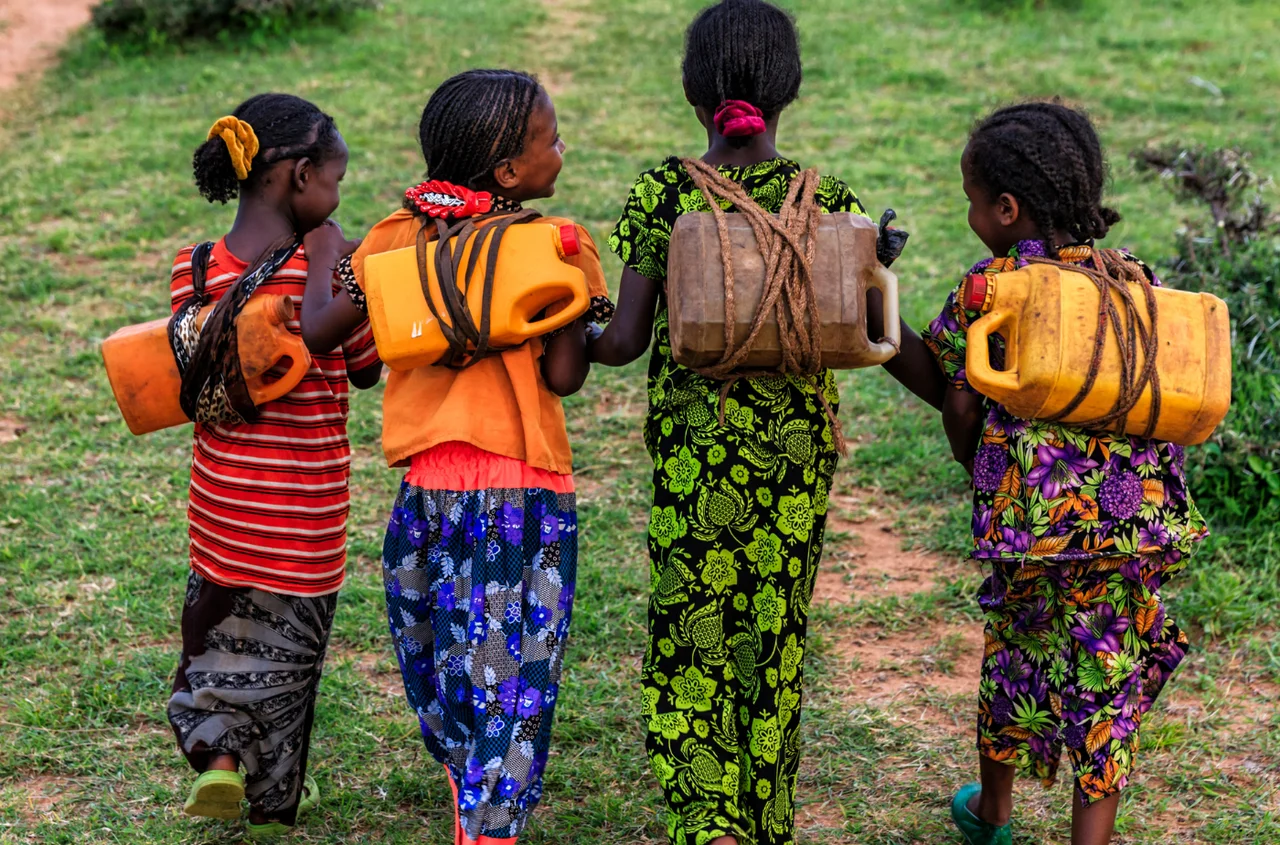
(624, 157), (689, 204)
(815, 173), (868, 216)
(351, 208), (420, 275)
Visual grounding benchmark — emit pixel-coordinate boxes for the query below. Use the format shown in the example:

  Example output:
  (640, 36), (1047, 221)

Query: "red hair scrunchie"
(713, 100), (766, 138)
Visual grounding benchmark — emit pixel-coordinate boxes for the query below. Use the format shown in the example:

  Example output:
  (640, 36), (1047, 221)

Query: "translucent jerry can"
(665, 211), (900, 370)
(363, 222), (589, 371)
(101, 294), (312, 435)
(962, 264), (1232, 445)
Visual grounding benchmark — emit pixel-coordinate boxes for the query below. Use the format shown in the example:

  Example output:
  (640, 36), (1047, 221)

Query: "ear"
(997, 192), (1020, 227)
(492, 159), (520, 192)
(292, 158), (313, 192)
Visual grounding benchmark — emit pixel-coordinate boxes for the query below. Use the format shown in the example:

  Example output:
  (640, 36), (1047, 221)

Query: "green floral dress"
(609, 157), (868, 845)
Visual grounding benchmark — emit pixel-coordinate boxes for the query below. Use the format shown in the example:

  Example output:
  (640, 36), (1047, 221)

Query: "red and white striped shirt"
(170, 239), (380, 596)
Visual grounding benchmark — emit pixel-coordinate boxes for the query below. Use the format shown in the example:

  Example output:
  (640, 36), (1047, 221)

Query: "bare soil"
(0, 0), (97, 93)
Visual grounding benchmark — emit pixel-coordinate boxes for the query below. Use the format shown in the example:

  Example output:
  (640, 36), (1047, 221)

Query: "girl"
(589, 2), (942, 843)
(302, 69), (613, 844)
(167, 93), (381, 838)
(922, 101), (1208, 845)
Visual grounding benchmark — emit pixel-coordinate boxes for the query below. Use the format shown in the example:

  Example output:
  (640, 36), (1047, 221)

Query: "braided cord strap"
(1023, 248), (1161, 438)
(679, 158), (846, 453)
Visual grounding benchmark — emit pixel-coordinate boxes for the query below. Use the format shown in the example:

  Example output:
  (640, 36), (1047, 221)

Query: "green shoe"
(183, 769), (245, 820)
(243, 775), (319, 840)
(950, 783), (1012, 845)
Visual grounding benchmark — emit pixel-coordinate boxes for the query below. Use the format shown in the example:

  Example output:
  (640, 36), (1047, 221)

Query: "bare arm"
(301, 221), (367, 354)
(588, 268), (661, 367)
(943, 388), (985, 477)
(348, 361), (383, 391)
(541, 316), (591, 397)
(867, 286), (947, 412)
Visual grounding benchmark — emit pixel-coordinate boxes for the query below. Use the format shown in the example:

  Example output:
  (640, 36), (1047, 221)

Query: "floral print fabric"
(382, 479), (577, 841)
(922, 240), (1208, 563)
(611, 156), (857, 845)
(644, 425), (835, 845)
(978, 553), (1188, 804)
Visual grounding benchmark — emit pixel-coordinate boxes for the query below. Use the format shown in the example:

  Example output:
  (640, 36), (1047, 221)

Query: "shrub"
(1135, 145), (1279, 525)
(91, 0), (375, 43)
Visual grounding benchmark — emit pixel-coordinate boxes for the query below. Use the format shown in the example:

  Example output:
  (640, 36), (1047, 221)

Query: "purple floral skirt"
(382, 469), (577, 842)
(977, 553), (1187, 804)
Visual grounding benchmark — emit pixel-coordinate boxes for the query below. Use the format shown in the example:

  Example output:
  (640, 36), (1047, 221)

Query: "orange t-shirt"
(350, 208), (609, 474)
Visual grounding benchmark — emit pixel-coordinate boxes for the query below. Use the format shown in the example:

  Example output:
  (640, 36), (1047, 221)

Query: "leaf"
(1091, 558), (1127, 572)
(1143, 479), (1166, 506)
(999, 726), (1033, 740)
(997, 464), (1023, 499)
(1135, 603), (1159, 636)
(985, 638), (1007, 658)
(1030, 536), (1071, 556)
(1076, 494), (1100, 522)
(1087, 720), (1114, 754)
(1049, 692), (1063, 718)
(1014, 565), (1046, 582)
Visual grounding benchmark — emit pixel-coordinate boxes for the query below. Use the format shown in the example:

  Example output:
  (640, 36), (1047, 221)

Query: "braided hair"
(193, 93), (340, 205)
(967, 100), (1122, 247)
(418, 69), (542, 189)
(682, 0), (802, 146)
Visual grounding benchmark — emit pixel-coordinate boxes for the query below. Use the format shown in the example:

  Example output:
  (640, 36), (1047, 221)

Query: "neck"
(224, 194), (297, 263)
(701, 126), (781, 168)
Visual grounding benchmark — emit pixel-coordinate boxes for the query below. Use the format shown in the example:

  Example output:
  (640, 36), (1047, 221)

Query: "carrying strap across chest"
(167, 238), (301, 425)
(415, 208), (543, 369)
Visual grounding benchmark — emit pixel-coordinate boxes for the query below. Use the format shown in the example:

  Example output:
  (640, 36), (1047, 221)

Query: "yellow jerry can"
(363, 221), (589, 371)
(962, 263), (1232, 446)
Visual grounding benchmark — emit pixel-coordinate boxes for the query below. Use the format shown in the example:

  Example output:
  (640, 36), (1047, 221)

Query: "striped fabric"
(170, 239), (380, 596)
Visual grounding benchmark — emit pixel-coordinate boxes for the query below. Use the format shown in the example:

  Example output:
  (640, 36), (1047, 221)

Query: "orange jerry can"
(665, 212), (901, 370)
(363, 222), (589, 371)
(962, 264), (1232, 446)
(101, 294), (312, 435)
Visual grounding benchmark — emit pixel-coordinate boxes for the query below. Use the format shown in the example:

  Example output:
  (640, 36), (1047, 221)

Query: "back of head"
(418, 69), (542, 190)
(967, 100), (1121, 245)
(682, 0), (802, 141)
(193, 93), (340, 204)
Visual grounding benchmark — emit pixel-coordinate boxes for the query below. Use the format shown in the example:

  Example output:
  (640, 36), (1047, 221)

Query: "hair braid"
(683, 0), (802, 147)
(192, 92), (340, 204)
(967, 100), (1121, 248)
(418, 69), (541, 189)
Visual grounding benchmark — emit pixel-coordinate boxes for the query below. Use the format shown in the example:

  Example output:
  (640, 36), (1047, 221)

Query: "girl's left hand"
(305, 219), (361, 266)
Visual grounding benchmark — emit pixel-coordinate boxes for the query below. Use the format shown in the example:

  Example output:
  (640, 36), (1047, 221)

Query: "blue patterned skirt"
(382, 466), (577, 842)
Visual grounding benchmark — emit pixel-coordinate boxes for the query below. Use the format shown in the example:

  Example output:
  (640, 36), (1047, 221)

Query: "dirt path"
(0, 0), (97, 94)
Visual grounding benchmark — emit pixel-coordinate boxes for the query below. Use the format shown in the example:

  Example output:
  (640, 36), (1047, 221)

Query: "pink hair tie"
(713, 100), (766, 138)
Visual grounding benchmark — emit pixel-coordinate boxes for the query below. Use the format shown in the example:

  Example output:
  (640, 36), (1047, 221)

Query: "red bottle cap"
(557, 224), (580, 258)
(962, 273), (990, 311)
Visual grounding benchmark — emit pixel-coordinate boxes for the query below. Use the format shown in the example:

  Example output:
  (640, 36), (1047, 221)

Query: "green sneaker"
(950, 783), (1012, 845)
(183, 769), (245, 820)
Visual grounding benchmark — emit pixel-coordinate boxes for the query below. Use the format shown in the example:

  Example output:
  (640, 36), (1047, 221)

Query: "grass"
(1, 0), (1278, 842)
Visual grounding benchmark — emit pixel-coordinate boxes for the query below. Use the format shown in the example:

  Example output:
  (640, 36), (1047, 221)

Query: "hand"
(585, 322), (604, 343)
(304, 219), (361, 266)
(960, 457), (975, 479)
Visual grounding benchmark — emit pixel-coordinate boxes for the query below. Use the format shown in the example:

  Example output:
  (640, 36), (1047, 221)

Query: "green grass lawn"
(1, 0), (1277, 842)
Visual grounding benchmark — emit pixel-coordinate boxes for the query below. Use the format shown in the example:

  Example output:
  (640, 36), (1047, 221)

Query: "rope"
(681, 158), (861, 454)
(1022, 247), (1161, 438)
(415, 209), (542, 368)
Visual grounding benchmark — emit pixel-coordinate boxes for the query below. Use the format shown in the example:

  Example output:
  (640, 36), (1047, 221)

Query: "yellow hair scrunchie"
(207, 116), (260, 181)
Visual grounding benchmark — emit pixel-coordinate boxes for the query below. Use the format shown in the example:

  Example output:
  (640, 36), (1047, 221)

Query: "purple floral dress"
(923, 240), (1208, 804)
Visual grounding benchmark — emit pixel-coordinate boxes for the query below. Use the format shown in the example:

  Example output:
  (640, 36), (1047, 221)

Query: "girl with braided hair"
(922, 100), (1208, 845)
(167, 93), (381, 838)
(590, 2), (942, 843)
(301, 69), (612, 844)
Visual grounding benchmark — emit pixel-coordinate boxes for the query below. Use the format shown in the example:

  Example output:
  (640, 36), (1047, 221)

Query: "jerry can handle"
(247, 298), (313, 407)
(965, 309), (1020, 395)
(514, 280), (591, 339)
(865, 263), (901, 364)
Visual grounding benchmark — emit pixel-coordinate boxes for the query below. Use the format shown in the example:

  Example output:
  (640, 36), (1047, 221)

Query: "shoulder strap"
(190, 241), (214, 300)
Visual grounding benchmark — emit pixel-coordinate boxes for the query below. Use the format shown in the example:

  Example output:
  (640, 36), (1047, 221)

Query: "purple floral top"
(922, 240), (1208, 563)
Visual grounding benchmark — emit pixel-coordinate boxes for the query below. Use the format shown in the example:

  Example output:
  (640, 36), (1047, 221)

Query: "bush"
(1135, 145), (1280, 525)
(91, 0), (375, 43)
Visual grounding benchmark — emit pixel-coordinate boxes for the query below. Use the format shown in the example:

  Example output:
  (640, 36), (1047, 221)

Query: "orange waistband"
(406, 440), (574, 493)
